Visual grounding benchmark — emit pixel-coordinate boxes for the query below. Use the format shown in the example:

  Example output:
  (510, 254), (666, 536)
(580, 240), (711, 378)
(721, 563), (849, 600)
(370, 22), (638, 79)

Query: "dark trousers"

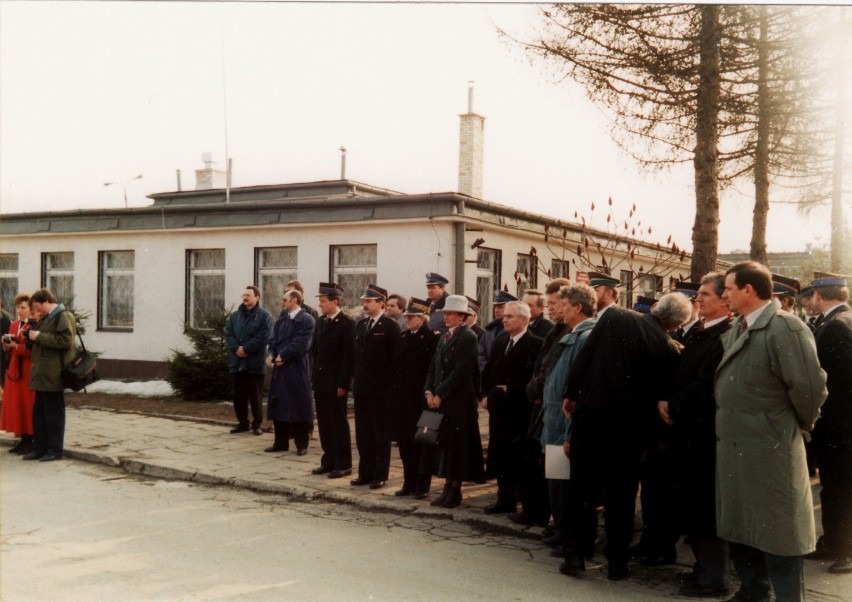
(691, 533), (730, 589)
(496, 475), (518, 507)
(398, 440), (431, 493)
(729, 542), (804, 602)
(563, 478), (599, 559)
(519, 464), (551, 526)
(233, 373), (264, 428)
(315, 391), (352, 470)
(273, 420), (310, 451)
(548, 478), (569, 536)
(32, 390), (65, 455)
(570, 412), (641, 568)
(815, 437), (852, 557)
(354, 395), (391, 482)
(638, 443), (679, 558)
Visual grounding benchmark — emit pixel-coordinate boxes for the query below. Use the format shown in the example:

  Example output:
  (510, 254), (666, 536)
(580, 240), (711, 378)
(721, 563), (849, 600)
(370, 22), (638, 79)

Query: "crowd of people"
(220, 262), (849, 600)
(1, 289), (77, 462)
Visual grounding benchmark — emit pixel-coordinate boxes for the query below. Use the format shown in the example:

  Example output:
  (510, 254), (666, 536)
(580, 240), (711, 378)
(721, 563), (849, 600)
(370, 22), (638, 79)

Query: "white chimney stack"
(458, 81), (485, 199)
(195, 152), (227, 190)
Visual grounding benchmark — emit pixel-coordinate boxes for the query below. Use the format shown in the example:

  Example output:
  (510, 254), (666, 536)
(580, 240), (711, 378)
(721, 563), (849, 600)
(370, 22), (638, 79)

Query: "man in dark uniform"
(672, 282), (700, 343)
(286, 280), (319, 321)
(478, 290), (518, 372)
(351, 284), (400, 489)
(561, 271), (676, 581)
(465, 296), (486, 340)
(523, 289), (554, 339)
(481, 301), (543, 517)
(772, 274), (801, 314)
(310, 283), (355, 479)
(809, 274), (852, 574)
(426, 273), (450, 333)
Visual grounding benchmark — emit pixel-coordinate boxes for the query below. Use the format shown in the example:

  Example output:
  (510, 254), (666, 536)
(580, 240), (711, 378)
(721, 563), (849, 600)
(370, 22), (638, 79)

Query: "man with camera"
(24, 288), (76, 462)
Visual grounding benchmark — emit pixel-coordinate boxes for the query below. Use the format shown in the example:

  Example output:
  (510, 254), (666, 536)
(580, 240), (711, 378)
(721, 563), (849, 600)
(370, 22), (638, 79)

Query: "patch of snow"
(81, 380), (176, 398)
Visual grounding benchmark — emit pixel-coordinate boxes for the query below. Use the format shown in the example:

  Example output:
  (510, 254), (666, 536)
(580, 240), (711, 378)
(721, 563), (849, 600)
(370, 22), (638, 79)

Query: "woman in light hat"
(423, 295), (485, 508)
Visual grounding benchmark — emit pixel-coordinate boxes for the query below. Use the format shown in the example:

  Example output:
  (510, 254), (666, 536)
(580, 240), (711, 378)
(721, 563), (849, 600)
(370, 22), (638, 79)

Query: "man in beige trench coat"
(715, 261), (827, 602)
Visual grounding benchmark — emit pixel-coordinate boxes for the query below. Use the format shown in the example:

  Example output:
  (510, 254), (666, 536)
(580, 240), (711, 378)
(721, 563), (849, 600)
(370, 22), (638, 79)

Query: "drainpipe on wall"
(454, 199), (466, 295)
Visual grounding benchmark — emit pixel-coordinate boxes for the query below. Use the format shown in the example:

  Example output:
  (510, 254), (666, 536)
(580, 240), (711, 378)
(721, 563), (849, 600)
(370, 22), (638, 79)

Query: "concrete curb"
(0, 435), (541, 541)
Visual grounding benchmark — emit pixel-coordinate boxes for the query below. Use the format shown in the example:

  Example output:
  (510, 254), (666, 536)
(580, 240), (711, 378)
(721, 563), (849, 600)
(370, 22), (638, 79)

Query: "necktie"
(505, 338), (515, 355)
(367, 318), (375, 332)
(444, 331), (452, 343)
(738, 319), (748, 337)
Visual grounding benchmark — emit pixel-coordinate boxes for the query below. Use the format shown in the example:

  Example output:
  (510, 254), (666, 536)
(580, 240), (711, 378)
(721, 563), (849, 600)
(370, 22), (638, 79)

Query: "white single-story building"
(0, 104), (696, 379)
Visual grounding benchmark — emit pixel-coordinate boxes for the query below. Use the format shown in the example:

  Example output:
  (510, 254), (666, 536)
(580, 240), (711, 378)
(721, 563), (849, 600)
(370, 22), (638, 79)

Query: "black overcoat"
(385, 324), (439, 442)
(352, 314), (400, 397)
(311, 311), (355, 395)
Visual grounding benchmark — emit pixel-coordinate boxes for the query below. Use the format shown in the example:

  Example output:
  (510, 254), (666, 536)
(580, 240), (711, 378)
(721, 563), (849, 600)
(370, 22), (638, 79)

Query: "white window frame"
(98, 250), (135, 330)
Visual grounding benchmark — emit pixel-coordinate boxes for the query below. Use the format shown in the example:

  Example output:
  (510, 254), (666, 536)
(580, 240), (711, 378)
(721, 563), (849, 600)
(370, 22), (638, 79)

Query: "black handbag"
(414, 410), (448, 446)
(62, 331), (98, 392)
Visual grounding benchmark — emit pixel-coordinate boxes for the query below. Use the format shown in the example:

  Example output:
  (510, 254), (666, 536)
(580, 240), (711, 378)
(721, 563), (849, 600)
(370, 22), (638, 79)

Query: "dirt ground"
(65, 391), (236, 423)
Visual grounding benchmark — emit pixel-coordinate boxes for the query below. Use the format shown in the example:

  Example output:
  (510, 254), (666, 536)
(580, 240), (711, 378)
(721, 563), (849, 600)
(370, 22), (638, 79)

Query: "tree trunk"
(750, 5), (770, 266)
(691, 4), (722, 281)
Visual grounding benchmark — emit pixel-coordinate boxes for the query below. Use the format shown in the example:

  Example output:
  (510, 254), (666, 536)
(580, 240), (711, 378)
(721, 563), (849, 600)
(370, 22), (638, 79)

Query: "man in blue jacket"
(224, 285), (272, 435)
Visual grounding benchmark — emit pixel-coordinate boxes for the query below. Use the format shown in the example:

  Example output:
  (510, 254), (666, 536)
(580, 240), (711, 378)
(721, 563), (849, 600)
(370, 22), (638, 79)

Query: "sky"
(0, 1), (838, 254)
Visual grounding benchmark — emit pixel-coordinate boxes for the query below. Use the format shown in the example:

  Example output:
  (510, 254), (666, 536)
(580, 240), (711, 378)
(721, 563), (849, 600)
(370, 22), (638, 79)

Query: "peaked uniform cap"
(588, 271), (620, 288)
(426, 273), (449, 286)
(405, 297), (431, 315)
(360, 284), (388, 302)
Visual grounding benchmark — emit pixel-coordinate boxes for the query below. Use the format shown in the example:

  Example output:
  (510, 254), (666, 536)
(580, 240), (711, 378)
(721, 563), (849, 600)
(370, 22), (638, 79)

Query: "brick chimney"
(195, 152), (227, 190)
(458, 82), (485, 199)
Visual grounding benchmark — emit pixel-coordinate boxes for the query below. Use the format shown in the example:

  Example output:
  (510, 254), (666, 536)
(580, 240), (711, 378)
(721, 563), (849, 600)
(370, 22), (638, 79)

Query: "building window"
(638, 274), (662, 298)
(516, 253), (538, 298)
(186, 249), (225, 329)
(551, 259), (570, 280)
(41, 252), (74, 305)
(98, 251), (134, 330)
(256, 247), (297, 317)
(0, 254), (19, 312)
(620, 270), (634, 308)
(330, 244), (377, 311)
(476, 248), (501, 325)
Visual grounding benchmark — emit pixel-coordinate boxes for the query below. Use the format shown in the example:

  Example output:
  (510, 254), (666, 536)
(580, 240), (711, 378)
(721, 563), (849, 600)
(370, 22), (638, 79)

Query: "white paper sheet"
(545, 444), (571, 480)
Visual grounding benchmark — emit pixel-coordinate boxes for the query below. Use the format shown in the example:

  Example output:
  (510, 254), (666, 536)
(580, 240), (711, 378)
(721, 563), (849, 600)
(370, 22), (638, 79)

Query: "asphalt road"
(0, 455), (669, 602)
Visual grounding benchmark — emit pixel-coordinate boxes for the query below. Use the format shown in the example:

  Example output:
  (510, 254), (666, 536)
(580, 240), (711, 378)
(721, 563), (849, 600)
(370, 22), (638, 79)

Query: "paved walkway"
(1, 407), (848, 600)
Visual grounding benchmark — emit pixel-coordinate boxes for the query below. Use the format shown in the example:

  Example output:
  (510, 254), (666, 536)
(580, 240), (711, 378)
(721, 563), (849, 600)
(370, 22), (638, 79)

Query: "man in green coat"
(715, 262), (827, 601)
(25, 288), (76, 462)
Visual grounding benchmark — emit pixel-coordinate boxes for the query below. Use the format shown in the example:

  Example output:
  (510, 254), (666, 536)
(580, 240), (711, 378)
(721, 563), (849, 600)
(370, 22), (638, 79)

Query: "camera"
(1, 333), (15, 345)
(23, 318), (38, 349)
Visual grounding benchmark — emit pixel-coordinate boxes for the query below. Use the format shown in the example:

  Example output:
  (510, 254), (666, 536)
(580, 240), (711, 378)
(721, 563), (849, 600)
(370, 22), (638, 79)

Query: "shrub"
(165, 309), (233, 401)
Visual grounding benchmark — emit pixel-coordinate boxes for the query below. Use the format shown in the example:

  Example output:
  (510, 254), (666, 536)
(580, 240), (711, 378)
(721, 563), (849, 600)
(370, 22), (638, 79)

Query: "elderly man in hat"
(351, 284), (400, 489)
(425, 273), (450, 333)
(310, 283), (356, 479)
(478, 290), (518, 372)
(807, 273), (852, 574)
(561, 271), (677, 580)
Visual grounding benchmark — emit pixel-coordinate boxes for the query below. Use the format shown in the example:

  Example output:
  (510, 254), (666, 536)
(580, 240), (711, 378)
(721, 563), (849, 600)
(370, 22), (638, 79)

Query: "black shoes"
(395, 486), (415, 497)
(369, 480), (386, 489)
(39, 453), (63, 462)
(541, 532), (564, 547)
(640, 554), (676, 567)
(311, 465), (333, 475)
(264, 445), (288, 453)
(296, 449), (308, 456)
(558, 557), (585, 578)
(21, 451), (44, 461)
(607, 564), (630, 581)
(413, 490), (429, 500)
(328, 469), (351, 479)
(441, 486), (462, 508)
(678, 582), (731, 598)
(9, 440), (33, 455)
(252, 426), (263, 436)
(483, 502), (515, 515)
(350, 477), (371, 486)
(829, 557), (852, 574)
(230, 424), (250, 434)
(431, 484), (452, 506)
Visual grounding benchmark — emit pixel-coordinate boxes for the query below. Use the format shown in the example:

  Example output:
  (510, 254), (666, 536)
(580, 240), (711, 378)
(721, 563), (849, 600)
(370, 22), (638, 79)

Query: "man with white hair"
(480, 301), (543, 520)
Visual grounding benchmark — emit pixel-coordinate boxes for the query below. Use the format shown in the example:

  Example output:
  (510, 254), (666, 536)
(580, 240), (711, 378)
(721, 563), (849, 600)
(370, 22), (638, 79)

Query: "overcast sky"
(0, 1), (836, 253)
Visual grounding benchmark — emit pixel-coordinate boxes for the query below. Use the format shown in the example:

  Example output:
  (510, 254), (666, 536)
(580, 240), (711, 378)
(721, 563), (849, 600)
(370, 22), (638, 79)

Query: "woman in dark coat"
(385, 298), (438, 498)
(423, 295), (485, 508)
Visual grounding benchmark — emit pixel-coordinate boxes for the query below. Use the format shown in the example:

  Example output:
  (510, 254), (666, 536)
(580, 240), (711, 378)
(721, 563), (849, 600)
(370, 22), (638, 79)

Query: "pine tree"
(166, 309), (233, 401)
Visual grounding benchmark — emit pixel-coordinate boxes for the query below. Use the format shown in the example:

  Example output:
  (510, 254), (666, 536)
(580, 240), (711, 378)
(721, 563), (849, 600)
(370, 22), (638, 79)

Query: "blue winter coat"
(541, 318), (596, 446)
(267, 309), (316, 423)
(224, 303), (272, 375)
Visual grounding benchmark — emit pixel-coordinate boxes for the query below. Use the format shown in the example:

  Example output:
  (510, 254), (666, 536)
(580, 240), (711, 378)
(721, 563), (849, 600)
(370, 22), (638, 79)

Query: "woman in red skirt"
(1, 293), (36, 454)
